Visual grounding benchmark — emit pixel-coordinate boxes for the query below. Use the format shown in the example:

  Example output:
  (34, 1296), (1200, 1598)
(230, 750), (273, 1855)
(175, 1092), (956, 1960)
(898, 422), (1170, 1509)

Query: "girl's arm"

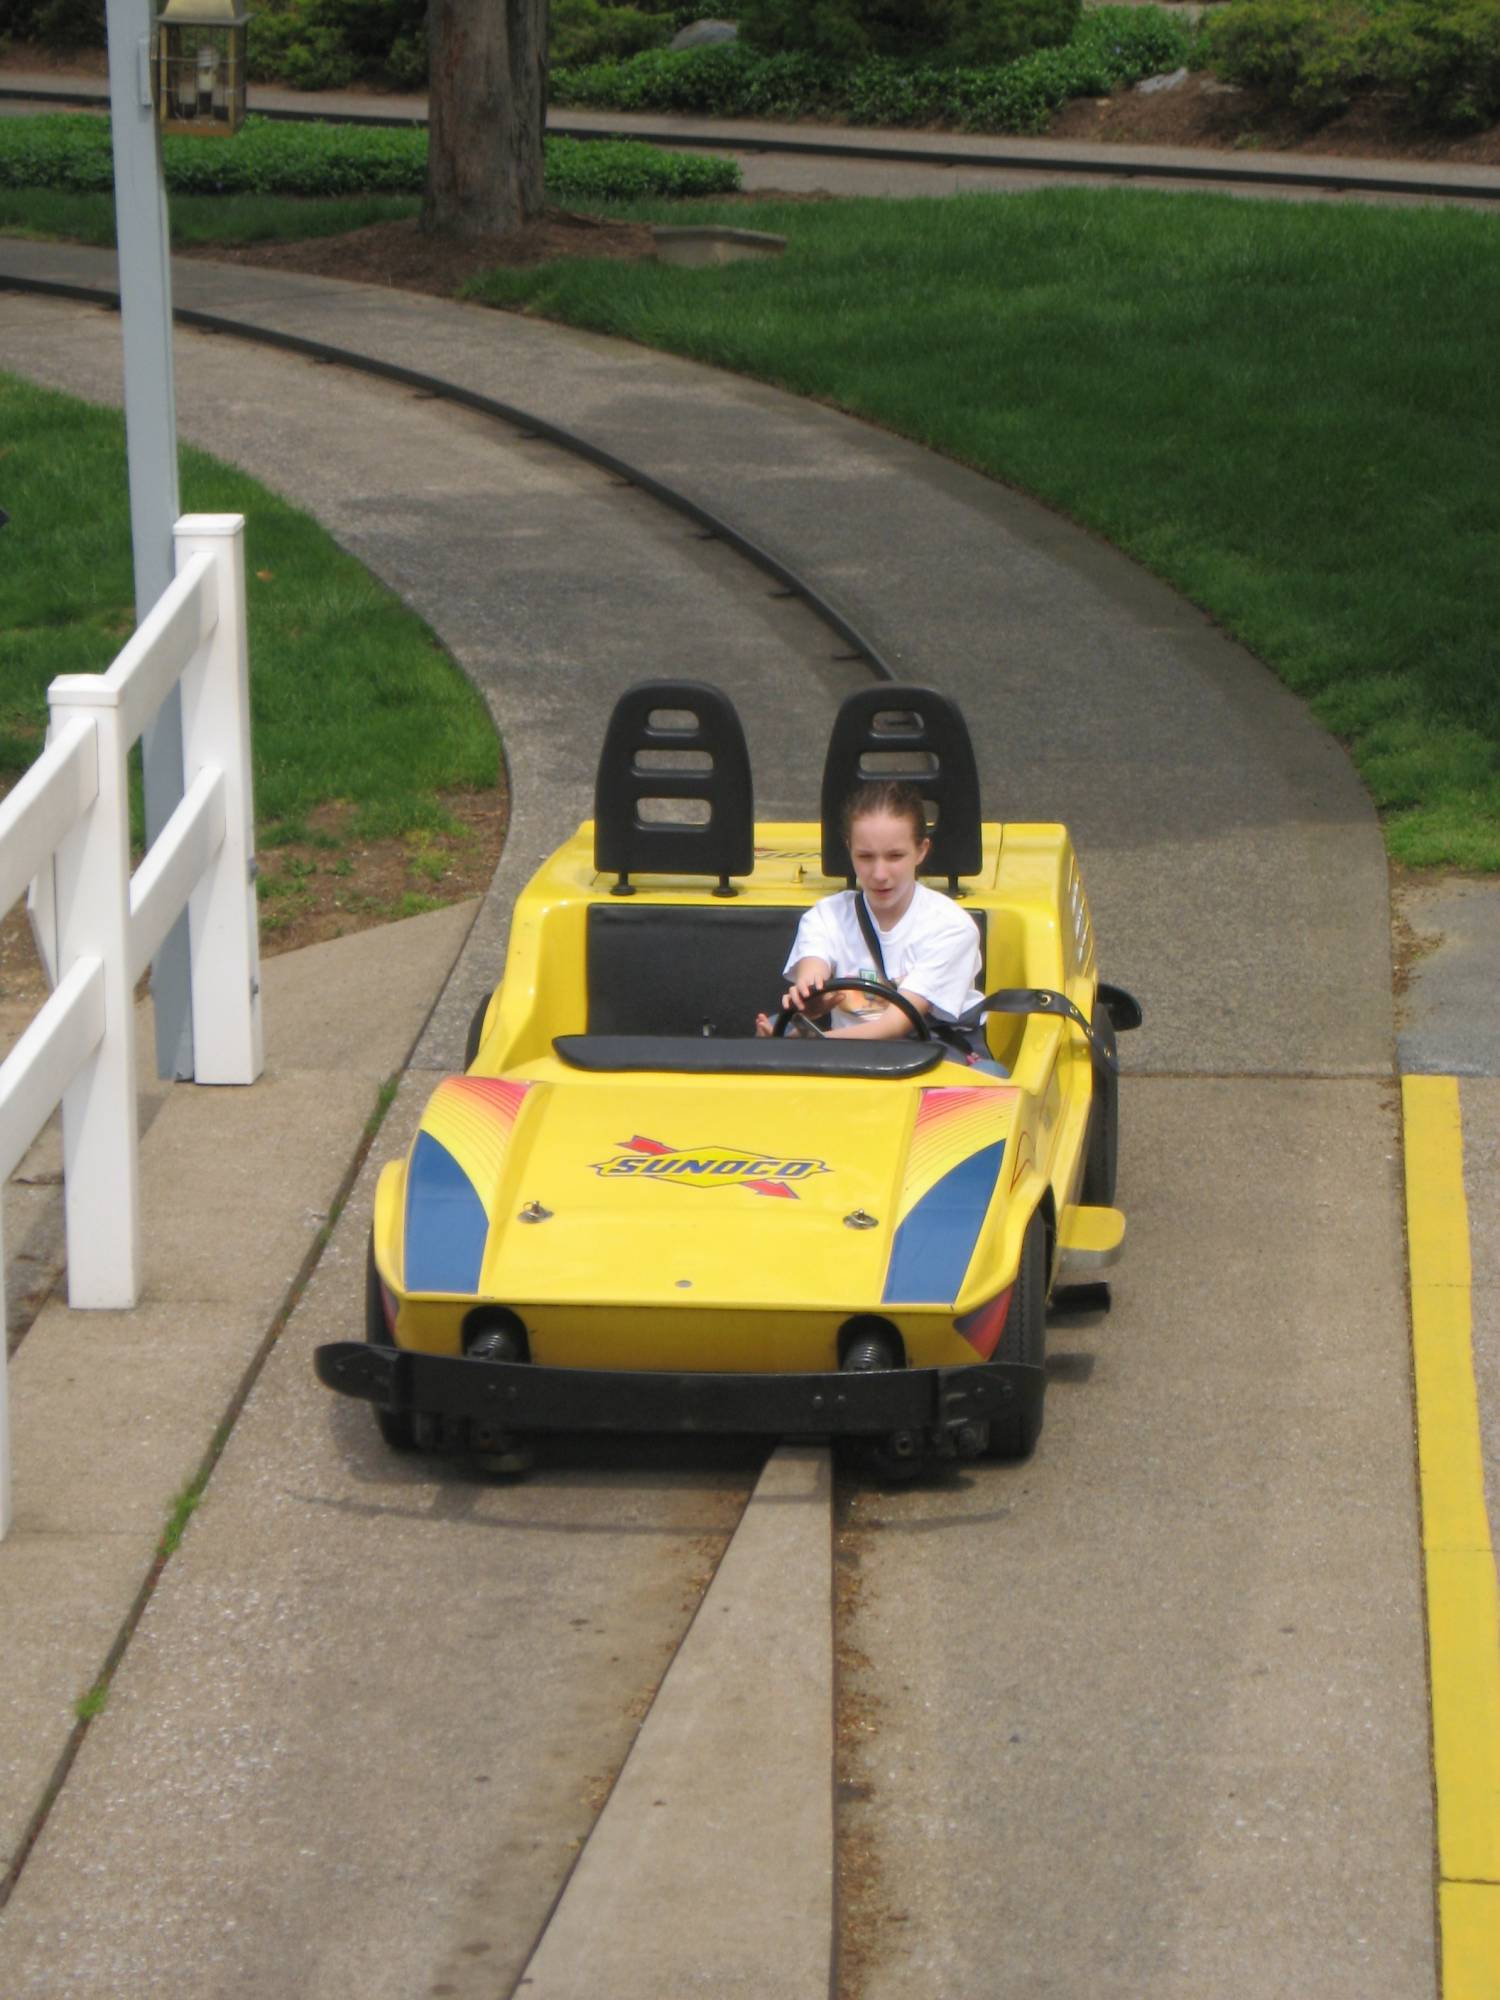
(754, 957), (834, 1038)
(827, 988), (931, 1042)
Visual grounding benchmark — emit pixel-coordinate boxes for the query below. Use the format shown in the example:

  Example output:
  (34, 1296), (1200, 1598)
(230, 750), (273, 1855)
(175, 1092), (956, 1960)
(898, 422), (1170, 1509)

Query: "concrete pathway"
(0, 236), (1491, 1996)
(0, 903), (480, 1890)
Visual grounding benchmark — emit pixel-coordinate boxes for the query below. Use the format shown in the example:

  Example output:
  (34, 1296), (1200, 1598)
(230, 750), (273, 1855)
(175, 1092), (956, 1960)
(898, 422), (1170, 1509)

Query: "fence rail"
(0, 513), (262, 1539)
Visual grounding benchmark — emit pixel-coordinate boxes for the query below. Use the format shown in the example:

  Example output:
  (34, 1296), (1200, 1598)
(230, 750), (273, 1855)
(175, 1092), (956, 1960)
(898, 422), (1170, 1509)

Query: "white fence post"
(45, 687), (140, 1310)
(175, 516), (262, 1085)
(1, 511), (262, 1536)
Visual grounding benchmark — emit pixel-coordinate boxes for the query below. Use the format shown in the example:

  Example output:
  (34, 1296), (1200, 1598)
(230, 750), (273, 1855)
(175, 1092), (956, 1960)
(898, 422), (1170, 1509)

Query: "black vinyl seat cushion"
(587, 904), (803, 1039)
(585, 901), (989, 1040)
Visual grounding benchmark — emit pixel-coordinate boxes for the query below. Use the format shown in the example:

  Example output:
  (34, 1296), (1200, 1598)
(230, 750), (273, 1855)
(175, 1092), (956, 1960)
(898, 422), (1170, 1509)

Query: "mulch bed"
(177, 207), (658, 295)
(1050, 72), (1500, 164)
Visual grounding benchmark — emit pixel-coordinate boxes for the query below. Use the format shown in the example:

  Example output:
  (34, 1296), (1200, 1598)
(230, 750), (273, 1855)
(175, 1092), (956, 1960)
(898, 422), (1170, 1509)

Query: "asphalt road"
(0, 270), (1440, 1996)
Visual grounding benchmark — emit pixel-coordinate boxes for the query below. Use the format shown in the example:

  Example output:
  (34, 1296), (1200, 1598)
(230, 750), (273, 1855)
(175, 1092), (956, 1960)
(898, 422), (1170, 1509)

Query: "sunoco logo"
(591, 1135), (829, 1201)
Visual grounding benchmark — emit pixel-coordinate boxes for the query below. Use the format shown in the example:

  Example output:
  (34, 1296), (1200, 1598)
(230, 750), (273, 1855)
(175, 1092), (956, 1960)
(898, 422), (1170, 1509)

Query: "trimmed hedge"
(1203, 0), (1500, 129)
(0, 115), (741, 199)
(546, 134), (742, 198)
(552, 8), (1195, 131)
(0, 117), (427, 195)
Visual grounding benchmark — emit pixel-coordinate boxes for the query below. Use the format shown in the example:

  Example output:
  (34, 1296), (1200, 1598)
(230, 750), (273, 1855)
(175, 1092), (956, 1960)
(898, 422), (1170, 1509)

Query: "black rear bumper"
(314, 1340), (1040, 1446)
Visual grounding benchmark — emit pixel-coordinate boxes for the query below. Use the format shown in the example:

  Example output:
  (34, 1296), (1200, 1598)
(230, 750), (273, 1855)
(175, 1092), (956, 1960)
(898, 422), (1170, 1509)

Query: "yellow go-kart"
(315, 682), (1140, 1474)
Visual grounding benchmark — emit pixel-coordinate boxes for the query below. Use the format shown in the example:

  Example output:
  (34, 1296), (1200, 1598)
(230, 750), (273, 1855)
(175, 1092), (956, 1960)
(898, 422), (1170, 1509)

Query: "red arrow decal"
(746, 1180), (798, 1199)
(621, 1135), (674, 1154)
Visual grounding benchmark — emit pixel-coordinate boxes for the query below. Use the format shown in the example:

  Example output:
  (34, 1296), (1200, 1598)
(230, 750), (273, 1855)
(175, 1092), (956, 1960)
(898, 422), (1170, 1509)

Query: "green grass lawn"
(1, 373), (500, 940)
(462, 189), (1500, 870)
(0, 187), (420, 248)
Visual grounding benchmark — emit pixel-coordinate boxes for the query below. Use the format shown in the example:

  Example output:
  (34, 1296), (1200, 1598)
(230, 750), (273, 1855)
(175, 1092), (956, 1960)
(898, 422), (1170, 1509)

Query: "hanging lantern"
(155, 0), (250, 137)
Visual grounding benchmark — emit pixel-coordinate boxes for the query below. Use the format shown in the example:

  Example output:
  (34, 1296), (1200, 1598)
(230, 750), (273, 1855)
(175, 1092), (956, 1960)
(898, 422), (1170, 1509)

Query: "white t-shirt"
(784, 885), (984, 1029)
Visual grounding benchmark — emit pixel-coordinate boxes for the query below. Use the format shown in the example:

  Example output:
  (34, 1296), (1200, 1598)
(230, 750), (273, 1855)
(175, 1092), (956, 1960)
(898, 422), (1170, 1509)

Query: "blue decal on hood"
(404, 1130), (489, 1294)
(882, 1141), (1005, 1305)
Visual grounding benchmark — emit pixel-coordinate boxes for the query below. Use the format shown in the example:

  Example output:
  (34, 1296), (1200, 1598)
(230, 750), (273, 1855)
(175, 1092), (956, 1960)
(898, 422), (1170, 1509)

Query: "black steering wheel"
(772, 976), (931, 1041)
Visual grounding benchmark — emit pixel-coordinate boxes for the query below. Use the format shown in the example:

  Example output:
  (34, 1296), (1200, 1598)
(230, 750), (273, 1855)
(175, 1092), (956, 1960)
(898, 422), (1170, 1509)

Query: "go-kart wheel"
(365, 1232), (415, 1451)
(772, 976), (931, 1039)
(864, 1435), (930, 1483)
(986, 1208), (1047, 1460)
(464, 993), (492, 1071)
(1080, 1000), (1119, 1207)
(374, 1405), (415, 1451)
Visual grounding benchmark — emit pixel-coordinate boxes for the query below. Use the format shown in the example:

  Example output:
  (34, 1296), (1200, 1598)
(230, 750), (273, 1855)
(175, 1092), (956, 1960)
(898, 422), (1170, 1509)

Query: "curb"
(553, 119), (1500, 205)
(517, 1445), (835, 1997)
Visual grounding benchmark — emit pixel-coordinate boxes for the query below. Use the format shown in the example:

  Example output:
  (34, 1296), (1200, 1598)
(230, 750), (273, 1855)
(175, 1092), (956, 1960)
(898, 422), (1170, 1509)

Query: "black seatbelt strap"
(854, 891), (1121, 1073)
(854, 895), (984, 1057)
(853, 893), (888, 982)
(954, 989), (1119, 1075)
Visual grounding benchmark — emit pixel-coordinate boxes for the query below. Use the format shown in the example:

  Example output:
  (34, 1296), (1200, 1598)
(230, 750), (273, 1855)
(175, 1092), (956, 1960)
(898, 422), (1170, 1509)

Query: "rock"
(669, 20), (739, 51)
(1134, 66), (1189, 94)
(651, 225), (787, 268)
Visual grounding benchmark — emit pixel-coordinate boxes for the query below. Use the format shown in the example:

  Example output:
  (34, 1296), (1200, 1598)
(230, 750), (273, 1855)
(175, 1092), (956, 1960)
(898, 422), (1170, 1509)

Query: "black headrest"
(594, 681), (754, 897)
(820, 686), (982, 890)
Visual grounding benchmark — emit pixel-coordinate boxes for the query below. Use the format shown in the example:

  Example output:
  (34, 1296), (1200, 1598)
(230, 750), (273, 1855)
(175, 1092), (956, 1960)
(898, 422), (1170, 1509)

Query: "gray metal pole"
(104, 0), (194, 1080)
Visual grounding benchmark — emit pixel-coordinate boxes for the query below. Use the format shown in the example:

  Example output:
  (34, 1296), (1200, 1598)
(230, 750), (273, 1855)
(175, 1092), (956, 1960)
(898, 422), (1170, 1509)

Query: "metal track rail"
(2, 80), (1497, 206)
(0, 266), (896, 680)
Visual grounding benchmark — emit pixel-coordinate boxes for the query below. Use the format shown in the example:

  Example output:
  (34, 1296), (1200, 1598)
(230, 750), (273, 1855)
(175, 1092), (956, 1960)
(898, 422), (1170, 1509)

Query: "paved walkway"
(0, 229), (1494, 1996)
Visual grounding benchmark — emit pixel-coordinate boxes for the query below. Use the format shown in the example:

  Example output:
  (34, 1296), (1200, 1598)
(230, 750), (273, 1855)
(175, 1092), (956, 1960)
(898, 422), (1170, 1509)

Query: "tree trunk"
(423, 0), (548, 237)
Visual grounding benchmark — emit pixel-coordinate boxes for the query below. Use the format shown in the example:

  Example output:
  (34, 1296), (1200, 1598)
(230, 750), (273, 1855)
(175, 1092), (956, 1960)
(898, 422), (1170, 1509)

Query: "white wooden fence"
(0, 514), (263, 1539)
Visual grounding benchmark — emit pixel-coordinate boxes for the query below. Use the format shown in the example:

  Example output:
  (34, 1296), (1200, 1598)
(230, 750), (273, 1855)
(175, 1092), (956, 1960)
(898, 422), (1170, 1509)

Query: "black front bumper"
(314, 1341), (1041, 1446)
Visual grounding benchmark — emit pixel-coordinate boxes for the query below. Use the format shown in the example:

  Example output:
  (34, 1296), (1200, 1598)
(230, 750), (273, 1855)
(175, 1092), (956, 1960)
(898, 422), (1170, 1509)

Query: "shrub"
(552, 43), (844, 115)
(247, 0), (425, 89)
(551, 0), (677, 66)
(1370, 0), (1500, 128)
(735, 0), (891, 61)
(940, 0), (1085, 66)
(382, 29), (428, 88)
(737, 0), (1082, 64)
(555, 8), (1193, 129)
(3, 0), (103, 48)
(1202, 0), (1370, 114)
(245, 0), (678, 89)
(1203, 0), (1500, 130)
(0, 113), (741, 200)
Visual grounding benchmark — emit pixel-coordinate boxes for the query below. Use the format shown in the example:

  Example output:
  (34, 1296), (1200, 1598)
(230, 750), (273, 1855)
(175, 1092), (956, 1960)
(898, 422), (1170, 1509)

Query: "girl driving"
(754, 779), (993, 1059)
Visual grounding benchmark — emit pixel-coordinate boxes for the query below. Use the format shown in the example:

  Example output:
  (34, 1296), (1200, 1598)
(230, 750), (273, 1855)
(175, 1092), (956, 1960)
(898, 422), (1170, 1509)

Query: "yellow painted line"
(1402, 1075), (1500, 1996)
(1439, 1882), (1500, 2000)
